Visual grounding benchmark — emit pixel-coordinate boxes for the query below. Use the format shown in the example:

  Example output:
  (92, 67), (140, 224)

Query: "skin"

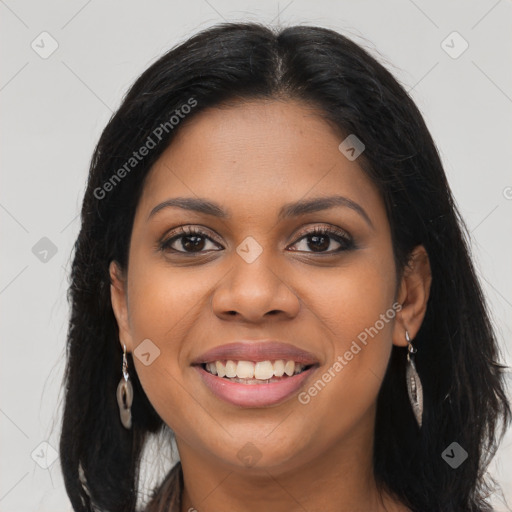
(110, 99), (432, 512)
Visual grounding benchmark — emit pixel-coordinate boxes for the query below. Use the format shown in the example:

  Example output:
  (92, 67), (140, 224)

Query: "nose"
(211, 251), (301, 324)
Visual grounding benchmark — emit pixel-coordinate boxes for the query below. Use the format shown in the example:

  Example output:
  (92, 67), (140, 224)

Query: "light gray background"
(1, 1), (511, 510)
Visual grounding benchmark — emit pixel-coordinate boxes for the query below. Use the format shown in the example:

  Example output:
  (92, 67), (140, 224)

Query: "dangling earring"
(405, 330), (423, 428)
(116, 344), (133, 429)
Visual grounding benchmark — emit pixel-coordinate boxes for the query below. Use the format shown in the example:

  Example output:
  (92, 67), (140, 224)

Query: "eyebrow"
(148, 195), (374, 228)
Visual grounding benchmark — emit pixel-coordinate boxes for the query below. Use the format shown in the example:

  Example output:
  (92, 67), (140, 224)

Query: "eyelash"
(158, 225), (355, 255)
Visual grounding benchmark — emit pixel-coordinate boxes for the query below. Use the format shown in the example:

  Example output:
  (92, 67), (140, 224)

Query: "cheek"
(127, 254), (207, 341)
(123, 256), (208, 411)
(296, 247), (397, 347)
(295, 251), (398, 434)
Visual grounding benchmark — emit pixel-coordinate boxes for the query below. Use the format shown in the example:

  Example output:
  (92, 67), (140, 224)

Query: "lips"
(191, 341), (319, 407)
(191, 340), (319, 366)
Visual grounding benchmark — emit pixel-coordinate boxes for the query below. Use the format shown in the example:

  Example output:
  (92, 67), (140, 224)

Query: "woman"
(59, 22), (511, 512)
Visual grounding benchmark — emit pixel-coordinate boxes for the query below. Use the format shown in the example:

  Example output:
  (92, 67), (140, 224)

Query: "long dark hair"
(60, 22), (511, 512)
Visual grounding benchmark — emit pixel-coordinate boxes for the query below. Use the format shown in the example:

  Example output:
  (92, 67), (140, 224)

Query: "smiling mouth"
(201, 359), (314, 384)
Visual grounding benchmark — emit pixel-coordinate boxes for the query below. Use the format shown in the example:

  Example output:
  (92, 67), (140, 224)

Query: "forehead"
(137, 99), (383, 222)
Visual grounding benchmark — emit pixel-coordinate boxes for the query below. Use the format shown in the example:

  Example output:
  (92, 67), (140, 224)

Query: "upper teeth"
(205, 360), (306, 379)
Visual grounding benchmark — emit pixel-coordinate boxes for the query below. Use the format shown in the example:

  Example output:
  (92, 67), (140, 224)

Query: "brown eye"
(160, 226), (222, 254)
(289, 226), (355, 254)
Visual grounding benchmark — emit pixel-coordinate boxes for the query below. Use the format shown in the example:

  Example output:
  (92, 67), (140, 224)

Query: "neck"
(175, 412), (403, 512)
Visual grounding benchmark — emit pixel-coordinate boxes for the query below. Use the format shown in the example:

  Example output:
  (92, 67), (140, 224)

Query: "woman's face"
(111, 99), (407, 473)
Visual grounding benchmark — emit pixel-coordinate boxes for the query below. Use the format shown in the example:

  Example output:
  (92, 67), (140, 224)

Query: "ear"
(392, 245), (432, 347)
(109, 260), (134, 352)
